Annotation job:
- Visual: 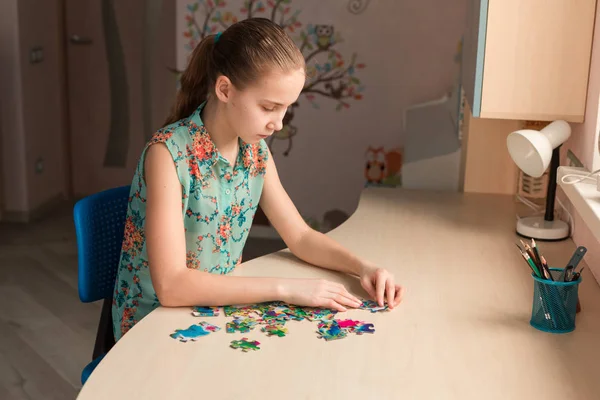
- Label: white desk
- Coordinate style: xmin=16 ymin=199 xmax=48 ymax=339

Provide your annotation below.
xmin=77 ymin=188 xmax=600 ymax=400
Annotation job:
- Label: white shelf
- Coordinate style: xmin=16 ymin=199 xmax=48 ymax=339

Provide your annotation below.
xmin=557 ymin=166 xmax=600 ymax=242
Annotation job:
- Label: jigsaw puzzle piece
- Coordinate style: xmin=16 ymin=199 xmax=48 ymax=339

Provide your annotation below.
xmin=226 ymin=317 xmax=258 ymax=333
xmin=191 ymin=306 xmax=220 ymax=317
xmin=230 ymin=337 xmax=261 ymax=352
xmin=353 ymin=322 xmax=375 ymax=335
xmin=261 ymin=324 xmax=288 ymax=337
xmin=316 ymin=320 xmax=347 ymax=341
xmin=359 ymin=300 xmax=389 ymax=313
xmin=170 ymin=324 xmax=211 ymax=342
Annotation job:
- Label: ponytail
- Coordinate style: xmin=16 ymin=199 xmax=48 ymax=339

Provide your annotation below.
xmin=163 ymin=34 xmax=218 ymax=125
xmin=163 ymin=18 xmax=305 ymax=127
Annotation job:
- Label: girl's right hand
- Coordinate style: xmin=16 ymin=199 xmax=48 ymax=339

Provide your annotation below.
xmin=278 ymin=278 xmax=362 ymax=312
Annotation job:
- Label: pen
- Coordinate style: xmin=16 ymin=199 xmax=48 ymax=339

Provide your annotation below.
xmin=573 ymin=266 xmax=585 ymax=280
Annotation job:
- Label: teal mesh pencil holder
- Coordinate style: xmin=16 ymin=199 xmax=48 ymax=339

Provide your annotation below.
xmin=530 ymin=268 xmax=581 ymax=334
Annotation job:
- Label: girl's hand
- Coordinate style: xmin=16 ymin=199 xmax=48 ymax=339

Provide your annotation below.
xmin=279 ymin=278 xmax=362 ymax=312
xmin=359 ymin=263 xmax=403 ymax=309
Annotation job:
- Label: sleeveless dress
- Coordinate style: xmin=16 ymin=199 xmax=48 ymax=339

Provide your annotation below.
xmin=111 ymin=102 xmax=269 ymax=342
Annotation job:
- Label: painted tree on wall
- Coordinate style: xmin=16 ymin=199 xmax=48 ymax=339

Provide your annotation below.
xmin=181 ymin=0 xmax=366 ymax=156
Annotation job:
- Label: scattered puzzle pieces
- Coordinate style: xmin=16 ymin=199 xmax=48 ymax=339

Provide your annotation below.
xmin=180 ymin=299 xmax=381 ymax=348
xmin=191 ymin=306 xmax=220 ymax=317
xmin=230 ymin=337 xmax=261 ymax=352
xmin=170 ymin=322 xmax=221 ymax=342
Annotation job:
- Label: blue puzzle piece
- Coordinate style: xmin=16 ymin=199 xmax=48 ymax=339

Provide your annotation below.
xmin=170 ymin=324 xmax=212 ymax=342
xmin=359 ymin=300 xmax=389 ymax=313
xmin=354 ymin=323 xmax=375 ymax=335
xmin=191 ymin=306 xmax=220 ymax=317
xmin=317 ymin=320 xmax=347 ymax=341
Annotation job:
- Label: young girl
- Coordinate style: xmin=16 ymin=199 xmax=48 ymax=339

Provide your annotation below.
xmin=112 ymin=18 xmax=403 ymax=341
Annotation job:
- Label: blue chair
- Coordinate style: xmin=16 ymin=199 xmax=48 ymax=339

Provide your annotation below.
xmin=73 ymin=185 xmax=131 ymax=385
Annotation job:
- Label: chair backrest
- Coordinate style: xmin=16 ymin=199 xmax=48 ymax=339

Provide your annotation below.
xmin=74 ymin=185 xmax=131 ymax=303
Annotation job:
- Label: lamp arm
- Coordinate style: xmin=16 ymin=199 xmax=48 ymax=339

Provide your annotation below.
xmin=545 ymin=146 xmax=561 ymax=222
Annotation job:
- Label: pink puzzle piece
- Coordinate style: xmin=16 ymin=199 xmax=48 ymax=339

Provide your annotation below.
xmin=337 ymin=319 xmax=360 ymax=329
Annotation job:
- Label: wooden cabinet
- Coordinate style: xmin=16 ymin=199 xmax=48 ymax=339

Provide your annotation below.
xmin=462 ymin=0 xmax=597 ymax=123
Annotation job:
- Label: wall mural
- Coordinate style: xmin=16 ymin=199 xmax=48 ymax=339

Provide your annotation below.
xmin=364 ymin=146 xmax=403 ymax=187
xmin=180 ymin=0 xmax=367 ymax=156
xmin=347 ymin=0 xmax=371 ymax=15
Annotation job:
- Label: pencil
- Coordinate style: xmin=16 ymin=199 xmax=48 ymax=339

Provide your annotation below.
xmin=516 ymin=244 xmax=542 ymax=278
xmin=524 ymin=245 xmax=544 ymax=278
xmin=532 ymin=239 xmax=552 ymax=281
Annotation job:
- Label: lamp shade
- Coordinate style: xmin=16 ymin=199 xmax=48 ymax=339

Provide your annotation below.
xmin=506 ymin=120 xmax=571 ymax=178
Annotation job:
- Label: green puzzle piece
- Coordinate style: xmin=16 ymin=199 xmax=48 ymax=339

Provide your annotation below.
xmin=230 ymin=337 xmax=261 ymax=352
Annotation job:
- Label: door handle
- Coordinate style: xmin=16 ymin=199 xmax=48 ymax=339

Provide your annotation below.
xmin=70 ymin=34 xmax=93 ymax=45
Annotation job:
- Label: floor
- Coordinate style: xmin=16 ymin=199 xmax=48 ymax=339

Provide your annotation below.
xmin=0 ymin=203 xmax=285 ymax=399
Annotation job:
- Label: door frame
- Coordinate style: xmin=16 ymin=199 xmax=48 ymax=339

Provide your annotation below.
xmin=58 ymin=0 xmax=74 ymax=200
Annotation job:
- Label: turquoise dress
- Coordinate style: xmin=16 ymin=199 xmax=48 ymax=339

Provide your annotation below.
xmin=112 ymin=102 xmax=269 ymax=342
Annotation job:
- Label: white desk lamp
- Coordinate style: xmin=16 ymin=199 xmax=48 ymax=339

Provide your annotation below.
xmin=507 ymin=120 xmax=571 ymax=241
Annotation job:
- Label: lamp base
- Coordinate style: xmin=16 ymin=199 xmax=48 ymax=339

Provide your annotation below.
xmin=516 ymin=216 xmax=569 ymax=241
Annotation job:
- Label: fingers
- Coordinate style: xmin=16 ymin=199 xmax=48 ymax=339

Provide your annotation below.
xmin=361 ymin=275 xmax=376 ymax=301
xmin=331 ymin=292 xmax=362 ymax=309
xmin=334 ymin=283 xmax=362 ymax=305
xmin=326 ymin=284 xmax=361 ymax=309
xmin=326 ymin=299 xmax=347 ymax=312
xmin=375 ymin=271 xmax=387 ymax=307
xmin=386 ymin=278 xmax=395 ymax=309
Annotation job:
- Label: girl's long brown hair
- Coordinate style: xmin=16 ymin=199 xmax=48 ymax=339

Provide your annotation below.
xmin=164 ymin=18 xmax=305 ymax=126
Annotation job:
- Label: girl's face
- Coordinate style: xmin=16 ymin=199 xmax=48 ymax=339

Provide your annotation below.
xmin=221 ymin=68 xmax=305 ymax=144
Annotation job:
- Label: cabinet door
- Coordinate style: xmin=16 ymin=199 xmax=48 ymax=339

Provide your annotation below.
xmin=463 ymin=0 xmax=597 ymax=123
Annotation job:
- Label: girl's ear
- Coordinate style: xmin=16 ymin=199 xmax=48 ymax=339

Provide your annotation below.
xmin=214 ymin=75 xmax=233 ymax=103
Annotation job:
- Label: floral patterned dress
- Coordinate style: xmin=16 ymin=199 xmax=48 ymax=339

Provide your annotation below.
xmin=111 ymin=102 xmax=269 ymax=342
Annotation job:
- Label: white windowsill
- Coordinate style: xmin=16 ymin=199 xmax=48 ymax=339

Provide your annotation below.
xmin=557 ymin=166 xmax=600 ymax=242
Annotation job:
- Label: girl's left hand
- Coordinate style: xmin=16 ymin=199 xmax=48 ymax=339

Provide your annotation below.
xmin=359 ymin=262 xmax=404 ymax=309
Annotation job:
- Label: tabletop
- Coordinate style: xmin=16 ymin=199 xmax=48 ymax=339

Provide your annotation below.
xmin=77 ymin=188 xmax=600 ymax=400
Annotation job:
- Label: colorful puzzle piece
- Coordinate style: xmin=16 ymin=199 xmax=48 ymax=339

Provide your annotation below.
xmin=191 ymin=306 xmax=220 ymax=317
xmin=226 ymin=317 xmax=258 ymax=333
xmin=337 ymin=319 xmax=361 ymax=329
xmin=198 ymin=321 xmax=221 ymax=333
xmin=353 ymin=323 xmax=375 ymax=335
xmin=170 ymin=322 xmax=221 ymax=342
xmin=359 ymin=300 xmax=389 ymax=313
xmin=283 ymin=305 xmax=309 ymax=321
xmin=230 ymin=337 xmax=261 ymax=352
xmin=316 ymin=318 xmax=375 ymax=340
xmin=261 ymin=324 xmax=288 ymax=337
xmin=316 ymin=320 xmax=347 ymax=341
